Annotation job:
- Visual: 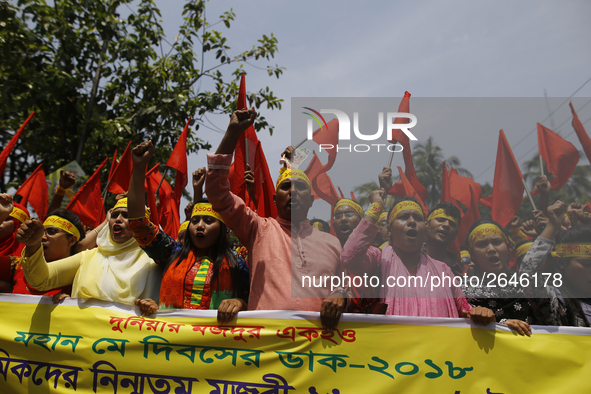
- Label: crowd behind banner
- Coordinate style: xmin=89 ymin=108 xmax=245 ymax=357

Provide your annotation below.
xmin=1 ymin=89 xmax=591 ymax=349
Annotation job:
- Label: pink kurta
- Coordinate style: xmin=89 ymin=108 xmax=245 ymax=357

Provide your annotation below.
xmin=342 ymin=218 xmax=471 ymax=318
xmin=206 ymin=153 xmax=343 ymax=312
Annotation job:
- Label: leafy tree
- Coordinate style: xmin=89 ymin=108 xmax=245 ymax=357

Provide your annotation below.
xmin=0 ymin=0 xmax=284 ymax=191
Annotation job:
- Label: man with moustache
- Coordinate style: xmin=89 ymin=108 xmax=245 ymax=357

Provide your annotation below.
xmin=424 ymin=202 xmax=466 ymax=276
xmin=342 ymin=189 xmax=494 ymax=323
xmin=205 ymin=108 xmax=346 ymax=331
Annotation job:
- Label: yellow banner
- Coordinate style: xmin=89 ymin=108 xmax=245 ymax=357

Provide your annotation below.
xmin=0 ymin=294 xmax=590 ymax=393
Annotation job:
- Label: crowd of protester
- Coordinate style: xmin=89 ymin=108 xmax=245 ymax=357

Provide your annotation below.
xmin=1 ymin=108 xmax=590 ymax=337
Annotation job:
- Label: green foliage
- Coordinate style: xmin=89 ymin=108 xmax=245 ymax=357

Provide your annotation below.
xmin=0 ymin=0 xmax=284 ymax=191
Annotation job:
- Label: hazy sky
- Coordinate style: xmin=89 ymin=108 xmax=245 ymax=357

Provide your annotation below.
xmin=144 ymin=0 xmax=591 ymax=216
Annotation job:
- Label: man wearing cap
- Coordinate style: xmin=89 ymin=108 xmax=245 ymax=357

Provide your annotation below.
xmin=205 ymin=108 xmax=346 ymax=331
xmin=424 ymin=202 xmax=466 ymax=276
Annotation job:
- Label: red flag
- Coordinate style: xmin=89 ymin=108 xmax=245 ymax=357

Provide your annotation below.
xmin=387 ymin=92 xmax=428 ymax=202
xmin=491 ymin=130 xmax=524 ymax=227
xmin=67 ymin=158 xmax=108 ymax=228
xmin=442 ymin=167 xmax=482 ymax=252
xmin=310 ymin=118 xmax=339 ymax=172
xmin=15 ymin=163 xmax=48 ymax=219
xmin=108 ymin=148 xmax=118 ymax=182
xmin=396 ymin=166 xmax=428 ymax=214
xmin=458 ymin=184 xmax=481 ymax=247
xmin=537 ymin=123 xmax=578 ymax=190
xmin=0 ymin=112 xmax=35 ymax=175
xmin=146 ymin=167 xmax=180 ymax=236
xmin=229 ymin=74 xmax=277 ymax=218
xmin=479 ymin=195 xmax=492 ymax=209
xmin=145 ymin=163 xmax=161 ymax=227
xmin=166 ymin=118 xmax=191 ymax=207
xmin=305 ymin=151 xmax=340 ymax=206
xmin=570 ymin=102 xmax=591 ymax=164
xmin=107 ymin=141 xmax=132 ymax=194
xmin=448 ymin=167 xmax=482 ymax=212
xmin=586 ymin=201 xmax=591 ymax=212
xmin=440 ymin=161 xmax=451 ymax=203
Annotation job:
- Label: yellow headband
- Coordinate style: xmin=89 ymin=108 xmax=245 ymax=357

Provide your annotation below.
xmin=9 ymin=206 xmax=29 ymax=224
xmin=379 ymin=212 xmax=388 ymax=223
xmin=178 ymin=221 xmax=189 ymax=235
xmin=468 ymin=223 xmax=507 ymax=248
xmin=516 ymin=242 xmax=534 ymax=258
xmin=388 ymin=201 xmax=424 ymax=226
xmin=276 ymin=169 xmax=311 ymax=190
xmin=312 ymin=221 xmax=326 ymax=232
xmin=427 ymin=208 xmax=458 ymax=226
xmin=192 ymin=203 xmax=224 ymax=224
xmin=333 ymin=199 xmax=364 ymax=219
xmin=112 ymin=197 xmax=150 ymax=219
xmin=43 ymin=215 xmax=81 ymax=240
xmin=552 ymin=243 xmax=591 ymax=258
xmin=460 ymin=250 xmax=471 ymax=259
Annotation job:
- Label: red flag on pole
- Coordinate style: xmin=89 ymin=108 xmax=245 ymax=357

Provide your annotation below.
xmin=570 ymin=102 xmax=591 ymax=164
xmin=491 ymin=130 xmax=524 ymax=227
xmin=146 ymin=167 xmax=179 ymax=236
xmin=145 ymin=163 xmax=161 ymax=227
xmin=388 ymin=92 xmax=428 ymax=202
xmin=537 ymin=123 xmax=579 ymax=190
xmin=67 ymin=158 xmax=108 ymax=228
xmin=107 ymin=141 xmax=132 ymax=194
xmin=396 ymin=166 xmax=428 ymax=214
xmin=15 ymin=163 xmax=48 ymax=220
xmin=166 ymin=118 xmax=191 ymax=208
xmin=229 ymin=74 xmax=277 ymax=218
xmin=108 ymin=149 xmax=118 ymax=182
xmin=0 ymin=112 xmax=35 ymax=175
xmin=440 ymin=161 xmax=451 ymax=203
xmin=309 ymin=119 xmax=339 ymax=172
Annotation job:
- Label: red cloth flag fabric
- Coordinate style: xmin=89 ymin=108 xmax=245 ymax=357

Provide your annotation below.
xmin=304 ymin=151 xmax=340 ymax=206
xmin=396 ymin=166 xmax=428 ymax=214
xmin=145 ymin=163 xmax=161 ymax=227
xmin=310 ymin=118 xmax=339 ymax=172
xmin=537 ymin=123 xmax=579 ymax=190
xmin=570 ymin=101 xmax=591 ymax=164
xmin=107 ymin=141 xmax=132 ymax=194
xmin=146 ymin=166 xmax=180 ymax=236
xmin=166 ymin=118 xmax=191 ymax=208
xmin=388 ymin=92 xmax=428 ymax=202
xmin=440 ymin=161 xmax=451 ymax=203
xmin=457 ymin=184 xmax=482 ymax=247
xmin=66 ymin=158 xmax=108 ymax=228
xmin=108 ymin=148 xmax=118 ymax=182
xmin=0 ymin=112 xmax=35 ymax=176
xmin=491 ymin=130 xmax=524 ymax=228
xmin=15 ymin=163 xmax=48 ymax=219
xmin=229 ymin=74 xmax=277 ymax=218
xmin=479 ymin=195 xmax=492 ymax=209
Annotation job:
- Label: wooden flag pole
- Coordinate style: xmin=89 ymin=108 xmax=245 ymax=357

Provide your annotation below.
xmin=539 ymin=155 xmax=544 ymax=176
xmin=155 ymin=166 xmax=169 ymax=195
xmin=521 ymin=178 xmax=537 ymax=210
xmin=387 ymin=149 xmax=395 ymax=168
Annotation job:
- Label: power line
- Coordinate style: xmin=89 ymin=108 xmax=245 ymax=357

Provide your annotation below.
xmin=474 ymin=76 xmax=591 ymax=180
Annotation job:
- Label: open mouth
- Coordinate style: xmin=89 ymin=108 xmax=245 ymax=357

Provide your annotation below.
xmin=195 ymin=232 xmax=206 ymax=239
xmin=339 ymin=225 xmax=351 ymax=235
xmin=112 ymin=224 xmax=122 ymax=235
xmin=42 ymin=244 xmax=48 ymax=251
xmin=406 ymin=229 xmax=418 ymax=239
xmin=488 ymin=256 xmax=500 ymax=264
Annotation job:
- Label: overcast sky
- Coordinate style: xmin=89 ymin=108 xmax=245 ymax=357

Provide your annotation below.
xmin=148 ymin=0 xmax=591 ymax=217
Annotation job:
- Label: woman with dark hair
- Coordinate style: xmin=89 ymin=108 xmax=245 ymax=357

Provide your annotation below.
xmin=0 ymin=194 xmax=102 ymax=299
xmin=128 ymin=141 xmax=249 ymax=323
xmin=462 ymin=218 xmax=535 ymax=335
xmin=521 ymin=201 xmax=591 ymax=326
